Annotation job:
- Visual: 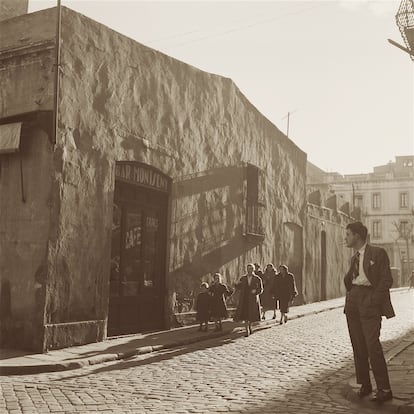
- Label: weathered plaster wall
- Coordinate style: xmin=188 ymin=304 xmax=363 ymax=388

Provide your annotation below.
xmin=52 ymin=6 xmax=307 ymax=328
xmin=304 ymin=204 xmax=352 ymax=303
xmin=0 ymin=6 xmax=308 ymax=349
xmin=0 ymin=8 xmax=58 ymax=351
xmin=0 ymin=8 xmax=55 ymax=118
xmin=0 ymin=0 xmax=28 ymax=21
xmin=0 ymin=126 xmax=53 ymax=350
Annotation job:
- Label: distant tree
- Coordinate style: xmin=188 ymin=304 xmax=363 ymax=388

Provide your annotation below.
xmin=391 ymin=219 xmax=414 ymax=285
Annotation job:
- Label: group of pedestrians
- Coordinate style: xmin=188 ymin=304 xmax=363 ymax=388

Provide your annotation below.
xmin=195 ymin=262 xmax=298 ymax=337
xmin=196 ymin=221 xmax=398 ymax=404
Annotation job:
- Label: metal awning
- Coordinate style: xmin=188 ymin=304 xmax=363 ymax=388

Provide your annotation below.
xmin=0 ymin=122 xmax=22 ymax=154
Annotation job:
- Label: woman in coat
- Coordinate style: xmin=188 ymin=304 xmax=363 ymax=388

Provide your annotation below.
xmin=234 ymin=263 xmax=264 ymax=336
xmin=276 ymin=264 xmax=298 ymax=325
xmin=261 ymin=263 xmax=277 ymax=320
xmin=209 ymin=273 xmax=233 ymax=331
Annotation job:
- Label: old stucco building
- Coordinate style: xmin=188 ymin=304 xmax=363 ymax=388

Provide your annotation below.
xmin=308 ymin=157 xmax=414 ymax=285
xmin=0 ymin=6 xmax=314 ymax=352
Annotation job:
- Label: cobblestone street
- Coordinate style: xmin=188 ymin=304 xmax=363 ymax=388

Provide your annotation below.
xmin=1 ymin=291 xmax=413 ymax=413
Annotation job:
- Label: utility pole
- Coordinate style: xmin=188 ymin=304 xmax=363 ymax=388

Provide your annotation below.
xmin=286 ymin=112 xmax=290 ymax=137
xmin=282 ymin=110 xmax=297 ymax=138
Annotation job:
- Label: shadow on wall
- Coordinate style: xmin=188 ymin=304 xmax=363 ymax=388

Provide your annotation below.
xmin=174 ymin=165 xmax=244 ymax=198
xmin=169 ymin=164 xmax=266 ymax=315
xmin=171 ymin=230 xmax=264 ymax=314
xmin=171 ymin=165 xmax=244 ymax=252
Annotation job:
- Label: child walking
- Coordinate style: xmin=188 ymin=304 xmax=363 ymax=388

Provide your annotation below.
xmin=196 ymin=282 xmax=211 ymax=332
xmin=210 ymin=273 xmax=233 ymax=331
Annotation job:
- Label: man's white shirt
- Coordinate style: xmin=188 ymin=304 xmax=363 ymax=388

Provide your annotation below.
xmin=352 ymin=243 xmax=371 ymax=286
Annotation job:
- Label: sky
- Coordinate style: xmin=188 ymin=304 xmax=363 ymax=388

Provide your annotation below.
xmin=28 ymin=0 xmax=413 ymax=175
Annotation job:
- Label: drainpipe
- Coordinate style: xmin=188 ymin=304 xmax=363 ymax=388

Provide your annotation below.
xmin=53 ymin=0 xmax=62 ymax=145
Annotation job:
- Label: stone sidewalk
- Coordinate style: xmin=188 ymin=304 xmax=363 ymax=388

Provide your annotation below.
xmin=1 ymin=288 xmax=412 ymax=414
xmin=0 ymin=295 xmax=347 ymax=376
xmin=344 ymin=330 xmax=414 ymax=414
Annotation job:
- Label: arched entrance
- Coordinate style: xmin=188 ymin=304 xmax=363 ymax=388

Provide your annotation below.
xmin=108 ymin=162 xmax=171 ymax=336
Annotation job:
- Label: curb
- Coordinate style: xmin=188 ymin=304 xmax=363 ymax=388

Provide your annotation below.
xmin=342 ymin=333 xmax=414 ymax=414
xmin=0 ymin=305 xmax=344 ymax=376
xmin=0 ymin=328 xmax=243 ymax=376
xmin=1 ymin=292 xmax=406 ymax=377
xmin=342 ymin=382 xmax=414 ymax=414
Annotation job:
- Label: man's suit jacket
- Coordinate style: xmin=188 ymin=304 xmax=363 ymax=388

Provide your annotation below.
xmin=344 ymin=244 xmax=395 ymax=319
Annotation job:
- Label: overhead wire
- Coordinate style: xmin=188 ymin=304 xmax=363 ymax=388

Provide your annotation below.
xmin=143 ymin=7 xmax=282 ymax=45
xmin=144 ymin=4 xmax=322 ymax=51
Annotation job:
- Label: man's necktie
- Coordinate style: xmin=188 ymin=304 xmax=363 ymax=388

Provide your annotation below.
xmin=353 ymin=252 xmax=360 ymax=279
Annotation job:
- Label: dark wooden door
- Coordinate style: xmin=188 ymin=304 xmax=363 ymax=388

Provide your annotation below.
xmin=108 ymin=184 xmax=167 ymax=336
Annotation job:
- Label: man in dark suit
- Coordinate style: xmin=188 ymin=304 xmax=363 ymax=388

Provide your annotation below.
xmin=344 ymin=221 xmax=395 ymax=403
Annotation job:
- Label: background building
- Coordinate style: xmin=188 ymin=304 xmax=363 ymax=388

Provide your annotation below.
xmin=308 ymin=156 xmax=414 ymax=285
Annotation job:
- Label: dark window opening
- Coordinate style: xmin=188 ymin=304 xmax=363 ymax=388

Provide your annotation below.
xmin=400 ymin=192 xmax=408 ymax=209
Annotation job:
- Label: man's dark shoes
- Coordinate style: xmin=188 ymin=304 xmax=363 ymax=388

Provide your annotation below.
xmin=357 ymin=384 xmax=372 ymax=398
xmin=370 ymin=389 xmax=393 ymax=403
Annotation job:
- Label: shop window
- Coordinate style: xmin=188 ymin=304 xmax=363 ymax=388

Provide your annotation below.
xmin=372 ymin=220 xmax=381 ymax=239
xmin=246 ymin=164 xmax=265 ymax=236
xmin=372 ymin=193 xmax=381 ymax=210
xmin=400 ymin=192 xmax=409 ymax=209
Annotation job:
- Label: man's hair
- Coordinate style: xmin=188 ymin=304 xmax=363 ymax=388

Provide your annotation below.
xmin=346 ymin=221 xmax=368 ymax=241
xmin=200 ymin=282 xmax=209 ymax=289
xmin=279 ymin=264 xmax=288 ymax=271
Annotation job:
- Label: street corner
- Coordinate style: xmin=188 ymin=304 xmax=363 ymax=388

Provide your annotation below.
xmin=343 ymin=375 xmax=414 ymax=414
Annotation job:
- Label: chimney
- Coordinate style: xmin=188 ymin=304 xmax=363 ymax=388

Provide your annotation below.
xmin=0 ymin=0 xmax=28 ymax=21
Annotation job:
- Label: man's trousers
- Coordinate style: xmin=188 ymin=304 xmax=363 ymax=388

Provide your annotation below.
xmin=345 ymin=285 xmax=390 ymax=390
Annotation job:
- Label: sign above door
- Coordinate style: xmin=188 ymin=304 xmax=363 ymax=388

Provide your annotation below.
xmin=115 ymin=162 xmax=171 ymax=193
